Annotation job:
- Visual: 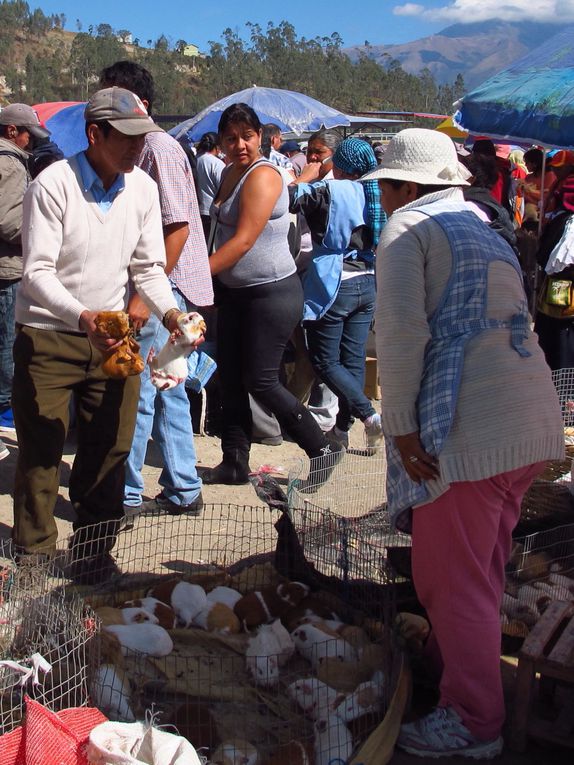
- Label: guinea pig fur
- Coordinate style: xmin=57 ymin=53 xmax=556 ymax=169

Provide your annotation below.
xmin=104 ymin=623 xmax=173 ymax=657
xmin=92 ymin=663 xmax=135 ymax=722
xmin=193 ymin=602 xmax=241 ymax=634
xmin=95 ymin=606 xmax=157 ymax=627
xmin=287 ymin=678 xmax=341 ymax=720
xmin=122 ymin=597 xmax=177 ymax=630
xmin=147 ymin=579 xmax=207 ymax=626
xmin=332 ymin=672 xmax=385 ymax=722
xmin=281 ymin=597 xmax=341 ymax=632
xmin=206 ymin=585 xmax=243 ymax=609
xmin=291 ymin=623 xmax=357 ymax=668
xmin=314 ymin=714 xmax=353 ymax=765
xmin=246 ymin=626 xmax=281 ymax=687
xmin=234 ymin=582 xmax=310 ymax=631
xmin=316 ymin=657 xmax=373 ymax=693
xmin=211 ymin=739 xmax=259 ymax=765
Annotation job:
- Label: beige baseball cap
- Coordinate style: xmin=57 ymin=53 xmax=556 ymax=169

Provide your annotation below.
xmin=84 ymin=87 xmax=163 ymax=136
xmin=0 ymin=103 xmax=50 ymax=139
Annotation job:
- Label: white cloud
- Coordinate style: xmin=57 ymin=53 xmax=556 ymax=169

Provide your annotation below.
xmin=394 ymin=3 xmax=425 ymax=15
xmin=392 ymin=0 xmax=574 ymax=24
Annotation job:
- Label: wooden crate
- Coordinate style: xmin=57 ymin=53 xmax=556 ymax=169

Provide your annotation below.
xmin=509 ymin=600 xmax=574 ymax=751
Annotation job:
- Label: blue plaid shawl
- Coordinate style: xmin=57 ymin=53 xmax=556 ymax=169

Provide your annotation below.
xmin=386 ymin=200 xmax=531 ymax=532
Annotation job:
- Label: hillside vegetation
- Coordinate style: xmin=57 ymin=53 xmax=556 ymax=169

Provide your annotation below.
xmin=0 ymin=1 xmax=465 ymax=117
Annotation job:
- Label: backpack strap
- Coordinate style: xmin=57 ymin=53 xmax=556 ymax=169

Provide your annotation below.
xmin=0 ymin=149 xmax=28 ymax=169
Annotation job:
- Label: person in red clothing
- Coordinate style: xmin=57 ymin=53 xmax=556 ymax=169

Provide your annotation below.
xmin=471 ymin=139 xmax=511 ymax=213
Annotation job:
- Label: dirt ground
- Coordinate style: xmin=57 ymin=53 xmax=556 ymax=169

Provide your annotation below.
xmin=0 ymin=421 xmax=571 ymax=764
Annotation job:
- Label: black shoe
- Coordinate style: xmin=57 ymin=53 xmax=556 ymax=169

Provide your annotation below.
xmin=295 ymin=441 xmax=346 ymax=494
xmin=124 ymin=492 xmax=204 ymax=527
xmin=65 ymin=552 xmax=121 ymax=586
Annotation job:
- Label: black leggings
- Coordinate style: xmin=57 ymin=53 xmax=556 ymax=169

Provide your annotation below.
xmin=216 ymin=273 xmax=319 ymax=452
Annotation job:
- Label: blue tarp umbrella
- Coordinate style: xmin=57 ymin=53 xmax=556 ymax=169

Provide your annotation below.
xmin=33 ymin=101 xmax=87 ymax=157
xmin=169 ymin=86 xmax=351 ymax=143
xmin=456 ymin=26 xmax=574 ymax=149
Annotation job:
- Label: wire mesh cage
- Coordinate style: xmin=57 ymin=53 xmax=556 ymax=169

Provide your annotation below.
xmin=0 ymin=562 xmax=98 ymax=735
xmin=502 ymin=522 xmax=574 ymax=638
xmin=51 ymin=502 xmax=401 ymax=764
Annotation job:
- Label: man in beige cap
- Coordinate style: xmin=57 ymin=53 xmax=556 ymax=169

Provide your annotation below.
xmin=0 ymin=103 xmax=50 ymax=446
xmin=11 ymin=87 xmax=197 ymax=582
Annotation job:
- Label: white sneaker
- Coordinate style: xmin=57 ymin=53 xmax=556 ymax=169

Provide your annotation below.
xmin=364 ymin=412 xmax=383 ymax=450
xmin=398 ymin=706 xmax=504 ymax=760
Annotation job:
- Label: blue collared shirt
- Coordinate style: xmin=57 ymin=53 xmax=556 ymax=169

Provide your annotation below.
xmin=76 ymin=151 xmax=125 ymax=212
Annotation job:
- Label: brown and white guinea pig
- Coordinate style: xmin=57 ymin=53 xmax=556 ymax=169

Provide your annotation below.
xmin=103 ymin=623 xmax=173 ymax=657
xmin=332 ymin=671 xmax=385 ymax=722
xmin=193 ymin=602 xmax=241 ymax=634
xmin=95 ymin=606 xmax=159 ymax=627
xmin=234 ymin=582 xmax=310 ymax=630
xmin=281 ymin=597 xmax=341 ymax=632
xmin=316 ymin=656 xmax=373 ymax=694
xmin=245 ymin=621 xmax=294 ymax=687
xmin=206 ymin=585 xmax=242 ymax=610
xmin=121 ymin=597 xmax=177 ymax=630
xmin=265 ymin=739 xmax=314 ymax=765
xmin=147 ymin=579 xmax=207 ymax=627
xmin=291 ymin=623 xmax=357 ymax=668
xmin=211 ymin=739 xmax=259 ymax=765
xmin=287 ymin=677 xmax=341 ymax=720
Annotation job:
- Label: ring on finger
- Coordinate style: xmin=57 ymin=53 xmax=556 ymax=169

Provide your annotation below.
xmin=408 ymin=455 xmax=419 ymax=463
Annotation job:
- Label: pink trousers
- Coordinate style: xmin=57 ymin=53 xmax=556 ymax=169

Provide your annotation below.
xmin=411 ymin=462 xmax=544 ymax=740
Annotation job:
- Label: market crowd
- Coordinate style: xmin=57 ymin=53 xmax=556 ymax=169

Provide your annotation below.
xmin=0 ymin=60 xmax=568 ymax=760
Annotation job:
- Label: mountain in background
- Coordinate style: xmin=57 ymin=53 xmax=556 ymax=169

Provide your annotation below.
xmin=344 ymin=21 xmax=564 ymax=89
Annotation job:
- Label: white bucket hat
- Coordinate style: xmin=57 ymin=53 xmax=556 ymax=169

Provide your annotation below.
xmin=361 ymin=128 xmax=470 ymax=186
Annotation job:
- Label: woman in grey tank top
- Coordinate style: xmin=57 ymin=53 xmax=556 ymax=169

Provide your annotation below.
xmin=203 ymin=104 xmax=344 ymax=490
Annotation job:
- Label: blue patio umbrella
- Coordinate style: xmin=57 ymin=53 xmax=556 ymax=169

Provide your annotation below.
xmin=33 ymin=101 xmax=88 ymax=157
xmin=169 ymin=86 xmax=351 ymax=144
xmin=455 ymin=26 xmax=574 ymax=149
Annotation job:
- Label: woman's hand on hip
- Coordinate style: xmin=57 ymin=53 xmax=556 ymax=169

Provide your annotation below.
xmin=394 ymin=431 xmax=440 ymax=484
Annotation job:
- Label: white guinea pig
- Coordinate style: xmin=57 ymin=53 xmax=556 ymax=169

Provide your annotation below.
xmin=314 ymin=715 xmax=353 ymax=765
xmin=291 ymin=623 xmax=356 ymax=668
xmin=287 ymin=677 xmax=341 ymax=720
xmin=333 ymin=671 xmax=385 ymax=722
xmin=92 ymin=663 xmax=135 ymax=722
xmin=104 ymin=623 xmax=173 ymax=657
xmin=148 ymin=580 xmax=207 ymax=627
xmin=246 ymin=625 xmax=282 ymax=687
xmin=206 ymin=585 xmax=242 ymax=609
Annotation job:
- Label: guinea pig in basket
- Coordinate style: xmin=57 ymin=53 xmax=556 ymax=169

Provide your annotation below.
xmin=95 ymin=310 xmax=144 ymax=379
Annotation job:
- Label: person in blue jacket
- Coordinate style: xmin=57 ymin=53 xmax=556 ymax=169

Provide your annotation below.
xmin=289 ymin=137 xmax=386 ymax=450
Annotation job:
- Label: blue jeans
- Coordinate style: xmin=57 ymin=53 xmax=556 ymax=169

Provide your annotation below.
xmin=0 ymin=280 xmax=18 ymax=409
xmin=124 ymin=289 xmax=201 ymax=507
xmin=304 ymin=274 xmax=376 ymax=432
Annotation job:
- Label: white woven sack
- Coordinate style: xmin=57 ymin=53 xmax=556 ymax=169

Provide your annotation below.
xmin=86 ymin=720 xmax=202 ymax=765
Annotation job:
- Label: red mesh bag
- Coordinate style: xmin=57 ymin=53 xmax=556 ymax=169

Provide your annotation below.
xmin=0 ymin=696 xmax=107 ymax=765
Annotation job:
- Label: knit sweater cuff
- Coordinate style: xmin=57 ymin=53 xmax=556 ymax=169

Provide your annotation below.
xmin=381 ymin=405 xmax=419 ymax=436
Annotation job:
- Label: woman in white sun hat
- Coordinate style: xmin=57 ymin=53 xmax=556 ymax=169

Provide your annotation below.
xmin=361 ymin=128 xmax=564 ymax=760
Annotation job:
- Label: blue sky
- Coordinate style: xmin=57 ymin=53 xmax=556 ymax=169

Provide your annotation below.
xmin=32 ymin=0 xmax=558 ymax=52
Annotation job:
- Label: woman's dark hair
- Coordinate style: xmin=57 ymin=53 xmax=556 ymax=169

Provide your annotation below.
xmin=524 ymin=148 xmax=544 ymax=174
xmin=197 ymin=131 xmax=219 ymax=154
xmin=260 ymin=124 xmax=275 ymax=159
xmin=218 ymin=103 xmax=261 ymax=136
xmin=463 ymin=153 xmax=499 ymax=190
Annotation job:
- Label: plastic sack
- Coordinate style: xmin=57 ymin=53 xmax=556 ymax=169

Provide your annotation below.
xmin=546 ymin=215 xmax=574 ymax=274
xmin=0 ymin=696 xmax=107 ymax=765
xmin=86 ymin=720 xmax=202 ymax=765
xmin=185 ymin=350 xmax=217 ymax=393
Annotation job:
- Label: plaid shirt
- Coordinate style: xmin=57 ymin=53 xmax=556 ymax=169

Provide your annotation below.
xmin=386 ymin=201 xmax=530 ymax=531
xmin=139 ymin=132 xmax=213 ymax=307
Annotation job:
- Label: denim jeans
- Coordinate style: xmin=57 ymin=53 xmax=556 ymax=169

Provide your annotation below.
xmin=124 ymin=289 xmax=201 ymax=507
xmin=0 ymin=280 xmax=18 ymax=409
xmin=305 ymin=273 xmax=376 ymax=432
